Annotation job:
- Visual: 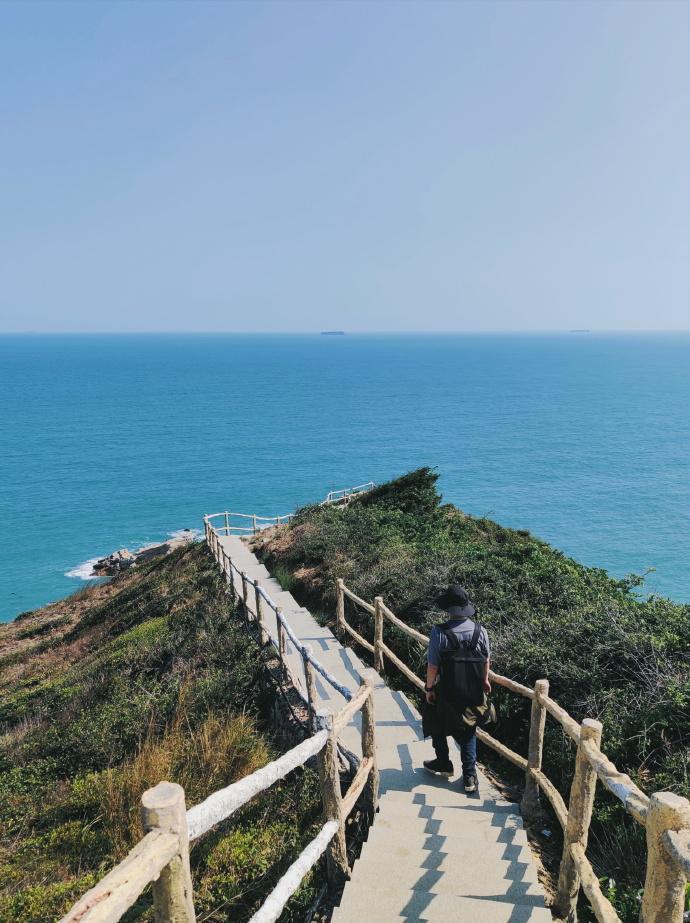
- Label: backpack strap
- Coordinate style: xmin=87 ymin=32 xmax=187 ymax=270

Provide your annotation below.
xmin=441 ymin=625 xmax=460 ymax=650
xmin=469 ymin=621 xmax=483 ymax=653
xmin=438 ymin=619 xmax=483 ymax=653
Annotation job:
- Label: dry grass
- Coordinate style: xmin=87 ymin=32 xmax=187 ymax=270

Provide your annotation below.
xmin=88 ymin=693 xmax=270 ymax=854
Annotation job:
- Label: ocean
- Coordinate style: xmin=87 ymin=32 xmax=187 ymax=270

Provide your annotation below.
xmin=1 ymin=332 xmax=689 ymax=621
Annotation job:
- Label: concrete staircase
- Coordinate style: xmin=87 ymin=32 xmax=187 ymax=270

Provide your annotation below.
xmin=218 ymin=535 xmax=552 ymax=922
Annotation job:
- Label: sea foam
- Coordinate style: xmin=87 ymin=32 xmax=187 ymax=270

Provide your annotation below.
xmin=65 ymin=558 xmax=101 ymax=580
xmin=168 ymin=528 xmax=202 ymax=542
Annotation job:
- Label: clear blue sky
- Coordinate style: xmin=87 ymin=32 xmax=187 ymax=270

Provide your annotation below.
xmin=2 ymin=0 xmax=690 ymax=333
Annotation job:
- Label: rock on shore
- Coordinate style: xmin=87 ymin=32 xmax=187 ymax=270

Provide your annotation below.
xmin=92 ymin=530 xmax=196 ymax=576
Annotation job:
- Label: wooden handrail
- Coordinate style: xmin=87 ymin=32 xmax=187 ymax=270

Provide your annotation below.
xmin=379 ymin=641 xmax=424 ymax=690
xmin=63 ymin=679 xmax=377 ymax=923
xmin=580 ymin=737 xmax=650 ymax=824
xmin=59 ymin=830 xmax=179 ymax=923
xmin=570 ymin=843 xmax=623 ymax=923
xmin=340 ymin=584 xmax=376 ymax=615
xmin=380 ymin=600 xmax=429 ymax=644
xmin=476 ymin=728 xmax=528 ymax=771
xmin=186 ymin=731 xmax=329 ymax=841
xmin=341 ymin=757 xmax=375 ymax=818
xmin=248 ymin=821 xmax=339 ymax=923
xmin=489 ymin=670 xmax=535 ymax=700
xmin=340 ymin=617 xmax=375 ymax=654
xmin=529 ymin=768 xmax=568 ymax=830
xmin=333 ymin=576 xmax=690 ymax=923
xmin=539 ymin=690 xmax=581 ymax=744
xmin=333 ymin=682 xmax=372 ymax=734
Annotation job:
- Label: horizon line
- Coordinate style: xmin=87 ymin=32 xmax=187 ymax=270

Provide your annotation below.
xmin=2 ymin=329 xmax=690 ymax=336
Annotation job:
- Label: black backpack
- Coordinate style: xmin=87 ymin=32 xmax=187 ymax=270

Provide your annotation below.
xmin=438 ymin=619 xmax=486 ymax=708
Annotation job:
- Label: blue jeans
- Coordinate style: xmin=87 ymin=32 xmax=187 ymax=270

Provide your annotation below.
xmin=432 ymin=727 xmax=477 ymax=775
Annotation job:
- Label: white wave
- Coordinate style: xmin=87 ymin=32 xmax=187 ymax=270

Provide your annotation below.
xmin=168 ymin=528 xmax=202 ymax=542
xmin=65 ymin=558 xmax=102 ymax=580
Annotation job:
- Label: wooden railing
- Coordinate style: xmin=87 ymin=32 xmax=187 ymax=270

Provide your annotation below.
xmin=60 ymin=520 xmax=379 ymax=923
xmin=205 ymin=481 xmax=374 ymax=537
xmin=335 ymin=579 xmax=690 ymax=923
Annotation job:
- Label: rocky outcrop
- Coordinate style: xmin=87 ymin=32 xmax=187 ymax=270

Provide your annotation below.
xmin=93 ymin=549 xmax=136 ymax=576
xmin=92 ymin=530 xmax=196 ymax=576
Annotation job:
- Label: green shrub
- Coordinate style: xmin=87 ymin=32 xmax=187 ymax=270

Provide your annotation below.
xmin=258 ymin=467 xmax=690 ymax=921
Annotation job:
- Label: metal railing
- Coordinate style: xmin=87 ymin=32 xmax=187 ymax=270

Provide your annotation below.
xmin=334 ymin=578 xmax=690 ymax=923
xmin=205 ymin=481 xmax=375 ymax=537
xmin=322 ymin=482 xmax=375 ymax=506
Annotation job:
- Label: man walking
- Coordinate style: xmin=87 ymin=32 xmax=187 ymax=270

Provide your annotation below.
xmin=422 ymin=585 xmax=491 ymax=793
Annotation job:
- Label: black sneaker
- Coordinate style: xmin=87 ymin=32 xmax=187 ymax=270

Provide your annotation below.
xmin=463 ymin=773 xmax=478 ymax=793
xmin=423 ymin=758 xmax=454 ymax=777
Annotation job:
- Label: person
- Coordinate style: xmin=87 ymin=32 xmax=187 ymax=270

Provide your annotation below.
xmin=422 ymin=585 xmax=491 ymax=793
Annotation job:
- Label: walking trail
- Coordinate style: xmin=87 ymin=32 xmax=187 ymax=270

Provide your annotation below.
xmin=219 ymin=534 xmax=551 ymax=923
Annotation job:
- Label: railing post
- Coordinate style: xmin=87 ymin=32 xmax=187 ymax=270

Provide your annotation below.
xmin=224 ymin=511 xmax=229 ymax=535
xmin=242 ymin=572 xmax=249 ymax=617
xmin=316 ymin=711 xmax=349 ymax=885
xmin=253 ymin=513 xmax=258 ymax=535
xmin=641 ymin=792 xmax=690 ymax=923
xmin=227 ymin=557 xmax=236 ymax=600
xmin=554 ymin=718 xmax=603 ymax=922
xmin=276 ymin=608 xmax=287 ymax=671
xmin=253 ymin=578 xmax=262 ymax=626
xmin=336 ymin=579 xmax=345 ymax=640
xmin=301 ymin=645 xmax=317 ymax=733
xmin=361 ymin=671 xmax=379 ymax=814
xmin=373 ymin=597 xmax=384 ymax=673
xmin=141 ymin=781 xmax=196 ymax=923
xmin=522 ymin=678 xmax=549 ymax=819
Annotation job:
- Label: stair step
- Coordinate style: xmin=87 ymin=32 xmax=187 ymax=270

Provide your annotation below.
xmin=373 ymin=807 xmax=525 ymax=835
xmin=376 ymin=795 xmax=519 ymax=820
xmin=357 ymin=833 xmax=536 ymax=874
xmin=353 ymin=841 xmax=540 ymax=882
xmin=361 ymin=813 xmax=530 ymax=851
xmin=378 ymin=787 xmax=518 ymax=811
xmin=332 ymin=888 xmax=551 ymax=923
xmin=347 ymin=856 xmax=543 ymax=899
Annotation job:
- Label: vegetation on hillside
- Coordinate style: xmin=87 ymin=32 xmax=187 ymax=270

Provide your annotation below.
xmin=0 ymin=544 xmax=322 ymax=922
xmin=255 ymin=468 xmax=690 ymax=919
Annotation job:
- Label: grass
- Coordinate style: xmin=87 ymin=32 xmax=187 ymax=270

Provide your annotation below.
xmin=0 ymin=543 xmax=323 ymax=922
xmin=254 ymin=467 xmax=690 ymax=922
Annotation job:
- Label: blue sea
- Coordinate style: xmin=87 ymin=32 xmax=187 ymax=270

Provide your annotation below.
xmin=1 ymin=333 xmax=689 ymax=622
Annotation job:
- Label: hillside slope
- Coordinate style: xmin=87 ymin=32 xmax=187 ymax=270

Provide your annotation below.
xmin=0 ymin=543 xmax=321 ymax=922
xmin=254 ymin=468 xmax=690 ymax=920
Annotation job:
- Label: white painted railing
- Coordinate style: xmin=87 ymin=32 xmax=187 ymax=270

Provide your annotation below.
xmin=61 ymin=486 xmax=378 ymax=923
xmin=322 ymin=481 xmax=374 ymax=506
xmin=206 ymin=481 xmax=375 ymax=537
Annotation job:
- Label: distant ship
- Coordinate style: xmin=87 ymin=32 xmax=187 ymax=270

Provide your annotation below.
xmin=569 ymin=329 xmax=590 ymax=334
xmin=320 ymin=330 xmax=345 ymax=336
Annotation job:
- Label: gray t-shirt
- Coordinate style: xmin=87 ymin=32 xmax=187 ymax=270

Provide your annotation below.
xmin=427 ymin=618 xmax=491 ymax=667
